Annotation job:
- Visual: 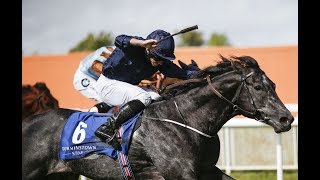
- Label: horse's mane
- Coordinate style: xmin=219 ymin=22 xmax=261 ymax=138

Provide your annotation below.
xmin=157 ymin=55 xmax=260 ymax=100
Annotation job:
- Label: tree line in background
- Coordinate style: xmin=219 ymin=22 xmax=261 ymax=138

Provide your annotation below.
xmin=70 ymin=30 xmax=230 ymax=52
xmin=69 ymin=32 xmax=114 ymax=52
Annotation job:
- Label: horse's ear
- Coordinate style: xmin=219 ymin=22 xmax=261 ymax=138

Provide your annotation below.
xmin=189 ymin=59 xmax=200 ymax=71
xmin=178 ymin=60 xmax=189 ymax=70
xmin=34 ymin=82 xmax=49 ymax=91
xmin=191 ymin=59 xmax=198 ymax=67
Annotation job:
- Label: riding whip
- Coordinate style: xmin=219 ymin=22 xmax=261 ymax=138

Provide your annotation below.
xmin=155 ymin=25 xmax=198 ymax=44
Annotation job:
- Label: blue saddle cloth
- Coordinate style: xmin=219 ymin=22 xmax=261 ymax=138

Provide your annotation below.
xmin=59 ymin=111 xmax=141 ymax=160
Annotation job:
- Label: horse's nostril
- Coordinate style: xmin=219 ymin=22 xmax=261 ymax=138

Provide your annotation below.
xmin=280 ymin=117 xmax=287 ymax=123
xmin=280 ymin=117 xmax=293 ymax=126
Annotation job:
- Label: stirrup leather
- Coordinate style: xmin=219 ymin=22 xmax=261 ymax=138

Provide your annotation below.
xmin=107 ymin=130 xmax=121 ymax=150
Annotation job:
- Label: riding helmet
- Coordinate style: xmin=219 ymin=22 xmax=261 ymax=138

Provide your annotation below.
xmin=146 ymin=29 xmax=175 ymax=61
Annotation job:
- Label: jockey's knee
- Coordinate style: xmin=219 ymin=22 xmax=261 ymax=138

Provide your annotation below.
xmin=134 ymin=92 xmax=152 ymax=106
xmin=89 ymin=106 xmax=99 ymax=112
xmin=89 ymin=102 xmax=112 ymax=113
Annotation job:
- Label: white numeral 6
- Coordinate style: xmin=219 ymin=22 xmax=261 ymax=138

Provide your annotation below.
xmin=72 ymin=122 xmax=87 ymax=144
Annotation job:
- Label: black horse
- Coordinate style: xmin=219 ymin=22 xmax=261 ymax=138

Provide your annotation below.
xmin=22 ymin=55 xmax=294 ymax=179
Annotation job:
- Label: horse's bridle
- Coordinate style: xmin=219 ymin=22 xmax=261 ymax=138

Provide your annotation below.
xmin=205 ymin=70 xmax=272 ymax=134
xmin=163 ymin=70 xmax=263 ymax=119
xmin=142 ymin=70 xmax=269 ymax=138
xmin=206 ymin=72 xmax=257 ymax=118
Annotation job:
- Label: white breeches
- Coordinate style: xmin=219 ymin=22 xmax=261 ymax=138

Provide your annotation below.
xmin=73 ymin=69 xmax=103 ymax=102
xmin=95 ymin=74 xmax=161 ymax=107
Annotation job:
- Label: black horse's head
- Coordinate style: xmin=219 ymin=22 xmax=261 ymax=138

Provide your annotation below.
xmin=194 ymin=55 xmax=294 ymax=133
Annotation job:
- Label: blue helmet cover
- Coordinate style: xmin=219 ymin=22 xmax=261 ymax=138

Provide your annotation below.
xmin=146 ymin=30 xmax=176 ymax=61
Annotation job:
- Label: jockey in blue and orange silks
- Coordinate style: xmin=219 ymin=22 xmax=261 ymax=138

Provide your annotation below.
xmin=94 ymin=29 xmax=198 ymax=149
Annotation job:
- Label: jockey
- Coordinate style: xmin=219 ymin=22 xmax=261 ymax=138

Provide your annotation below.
xmin=94 ymin=29 xmax=198 ymax=149
xmin=73 ymin=46 xmax=115 ymax=113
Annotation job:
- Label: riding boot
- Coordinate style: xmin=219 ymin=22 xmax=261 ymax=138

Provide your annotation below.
xmin=95 ymin=99 xmax=145 ymax=150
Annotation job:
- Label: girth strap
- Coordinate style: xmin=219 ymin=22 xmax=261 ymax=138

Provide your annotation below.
xmin=116 ymin=128 xmax=135 ymax=180
xmin=117 ymin=151 xmax=135 ymax=180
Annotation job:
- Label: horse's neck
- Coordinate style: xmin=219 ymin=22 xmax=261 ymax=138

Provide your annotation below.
xmin=147 ymin=78 xmax=241 ymax=137
xmin=174 ymin=86 xmax=236 ymax=135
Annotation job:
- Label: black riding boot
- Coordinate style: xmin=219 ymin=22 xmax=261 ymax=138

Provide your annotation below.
xmin=94 ymin=99 xmax=145 ymax=150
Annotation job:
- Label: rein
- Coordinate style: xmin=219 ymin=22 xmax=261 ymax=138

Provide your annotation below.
xmin=159 ymin=78 xmax=204 ymax=94
xmin=140 ymin=116 xmax=214 ymax=138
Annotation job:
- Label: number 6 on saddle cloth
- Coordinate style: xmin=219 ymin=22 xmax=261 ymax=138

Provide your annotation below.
xmin=59 ymin=110 xmax=142 ymax=160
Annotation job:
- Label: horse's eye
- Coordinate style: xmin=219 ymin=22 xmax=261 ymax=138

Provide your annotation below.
xmin=254 ymin=85 xmax=262 ymax=91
